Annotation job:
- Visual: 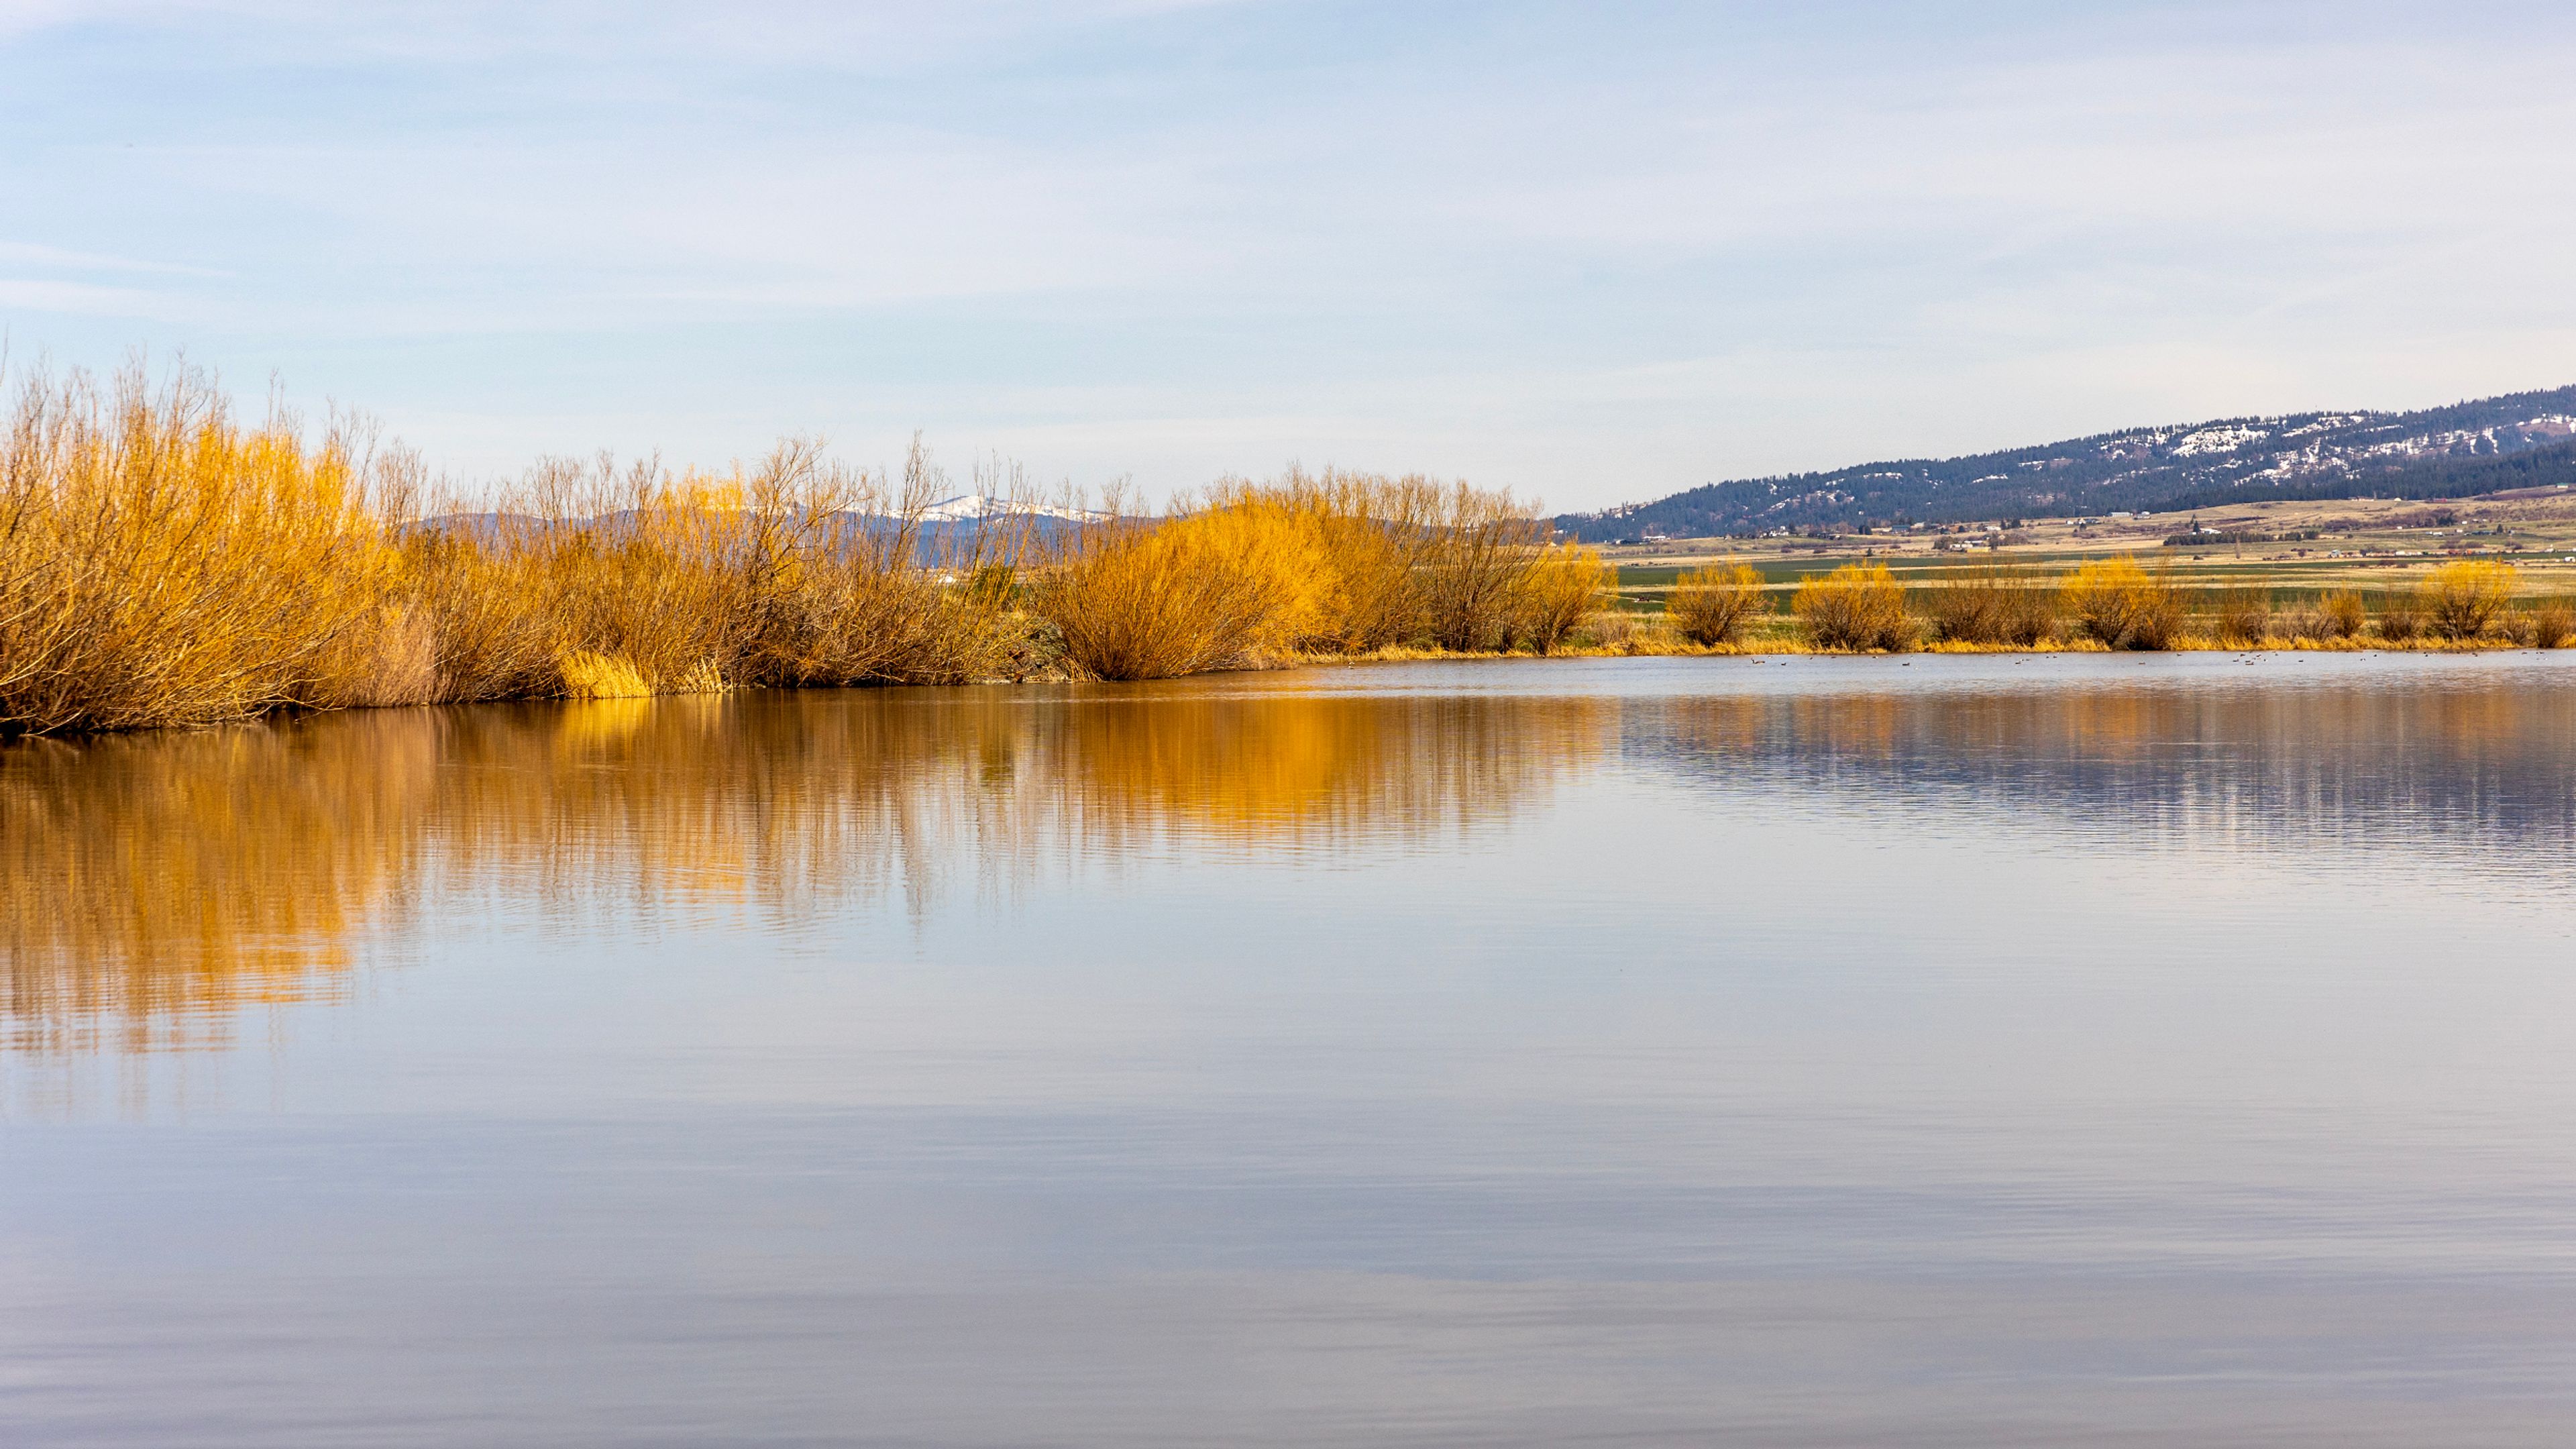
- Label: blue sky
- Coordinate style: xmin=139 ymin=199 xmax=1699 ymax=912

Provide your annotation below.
xmin=4 ymin=1 xmax=2573 ymax=511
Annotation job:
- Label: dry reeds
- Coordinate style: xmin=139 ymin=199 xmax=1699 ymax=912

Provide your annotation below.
xmin=1794 ymin=562 xmax=1912 ymax=651
xmin=1667 ymin=563 xmax=1769 ymax=645
xmin=402 ymin=437 xmax=1026 ymax=698
xmin=2268 ymin=605 xmax=2320 ymax=643
xmin=2061 ymin=557 xmax=2182 ymax=650
xmin=1574 ymin=608 xmax=1637 ymax=649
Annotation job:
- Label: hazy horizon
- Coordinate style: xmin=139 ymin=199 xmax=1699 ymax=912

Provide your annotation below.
xmin=6 ymin=1 xmax=2573 ymax=511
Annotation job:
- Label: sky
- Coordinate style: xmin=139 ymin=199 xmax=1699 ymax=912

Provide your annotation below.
xmin=4 ymin=1 xmax=2574 ymax=512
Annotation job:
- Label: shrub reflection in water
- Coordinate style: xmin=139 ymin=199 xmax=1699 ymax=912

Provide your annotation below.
xmin=0 ymin=684 xmax=1611 ymax=1053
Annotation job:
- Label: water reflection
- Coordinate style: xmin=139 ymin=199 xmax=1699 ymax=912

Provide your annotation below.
xmin=0 ymin=684 xmax=1611 ymax=1053
xmin=7 ymin=659 xmax=2574 ymax=1055
xmin=1639 ymin=674 xmax=2576 ymax=866
xmin=0 ymin=714 xmax=442 ymax=1053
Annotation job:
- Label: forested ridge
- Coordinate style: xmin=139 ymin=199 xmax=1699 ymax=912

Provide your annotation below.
xmin=1557 ymin=385 xmax=2576 ymax=540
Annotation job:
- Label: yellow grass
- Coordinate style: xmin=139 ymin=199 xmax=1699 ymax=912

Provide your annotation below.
xmin=554 ymin=650 xmax=657 ymax=699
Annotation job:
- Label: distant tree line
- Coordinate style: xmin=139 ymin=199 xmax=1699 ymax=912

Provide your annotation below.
xmin=1556 ymin=385 xmax=2576 ymax=541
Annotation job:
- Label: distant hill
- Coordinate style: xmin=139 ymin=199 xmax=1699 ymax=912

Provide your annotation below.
xmin=413 ymin=494 xmax=1105 ymax=560
xmin=1553 ymin=385 xmax=2576 ymax=542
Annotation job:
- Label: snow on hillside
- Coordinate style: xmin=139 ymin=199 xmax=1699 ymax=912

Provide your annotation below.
xmin=1550 ymin=383 xmax=2576 ymax=541
xmin=918 ymin=494 xmax=1106 ymax=523
xmin=2169 ymin=425 xmax=2269 ymax=456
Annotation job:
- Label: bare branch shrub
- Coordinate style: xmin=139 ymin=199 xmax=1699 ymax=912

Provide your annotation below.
xmin=2532 ymin=600 xmax=2575 ymax=650
xmin=2376 ymin=593 xmax=2422 ymax=642
xmin=2210 ymin=586 xmax=2271 ymax=646
xmin=1922 ymin=566 xmax=2055 ymax=646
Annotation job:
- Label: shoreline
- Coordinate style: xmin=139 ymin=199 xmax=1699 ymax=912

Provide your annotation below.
xmin=1307 ymin=634 xmax=2567 ymax=664
xmin=12 ymin=638 xmax=2571 ymax=747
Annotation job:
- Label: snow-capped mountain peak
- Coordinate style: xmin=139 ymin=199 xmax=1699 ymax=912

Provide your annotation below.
xmin=916 ymin=494 xmax=1106 ymax=523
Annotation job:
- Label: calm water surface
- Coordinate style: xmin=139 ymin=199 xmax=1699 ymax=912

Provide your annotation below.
xmin=5 ymin=653 xmax=2576 ymax=1446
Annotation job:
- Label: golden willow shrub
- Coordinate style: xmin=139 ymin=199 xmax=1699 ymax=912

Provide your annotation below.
xmin=1221 ymin=468 xmax=1436 ymax=652
xmin=0 ymin=370 xmax=1034 ymax=733
xmin=0 ymin=366 xmax=411 ymax=733
xmin=1509 ymin=545 xmax=1609 ymax=654
xmin=1 ymin=367 xmax=1606 ymax=731
xmin=2061 ymin=557 xmax=2182 ymax=650
xmin=2419 ymin=559 xmax=2517 ymax=641
xmin=1031 ymin=474 xmax=1602 ymax=676
xmin=1032 ymin=493 xmax=1317 ymax=681
xmin=393 ymin=439 xmax=1027 ymax=699
xmin=1921 ymin=565 xmax=2055 ymax=646
xmin=1792 ymin=562 xmax=1912 ymax=650
xmin=1410 ymin=481 xmax=1566 ymax=652
xmin=720 ymin=439 xmax=1024 ymax=689
xmin=2319 ymin=590 xmax=2367 ymax=641
xmin=1666 ymin=564 xmax=1768 ymax=645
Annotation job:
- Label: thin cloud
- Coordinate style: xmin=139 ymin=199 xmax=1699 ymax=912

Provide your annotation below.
xmin=0 ymin=241 xmax=231 ymax=277
xmin=0 ymin=278 xmax=203 ymax=318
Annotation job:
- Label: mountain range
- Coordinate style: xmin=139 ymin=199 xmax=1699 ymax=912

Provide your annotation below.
xmin=1552 ymin=384 xmax=2576 ymax=543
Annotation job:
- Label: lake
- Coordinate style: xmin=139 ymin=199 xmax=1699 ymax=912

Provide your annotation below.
xmin=6 ymin=653 xmax=2576 ymax=1446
